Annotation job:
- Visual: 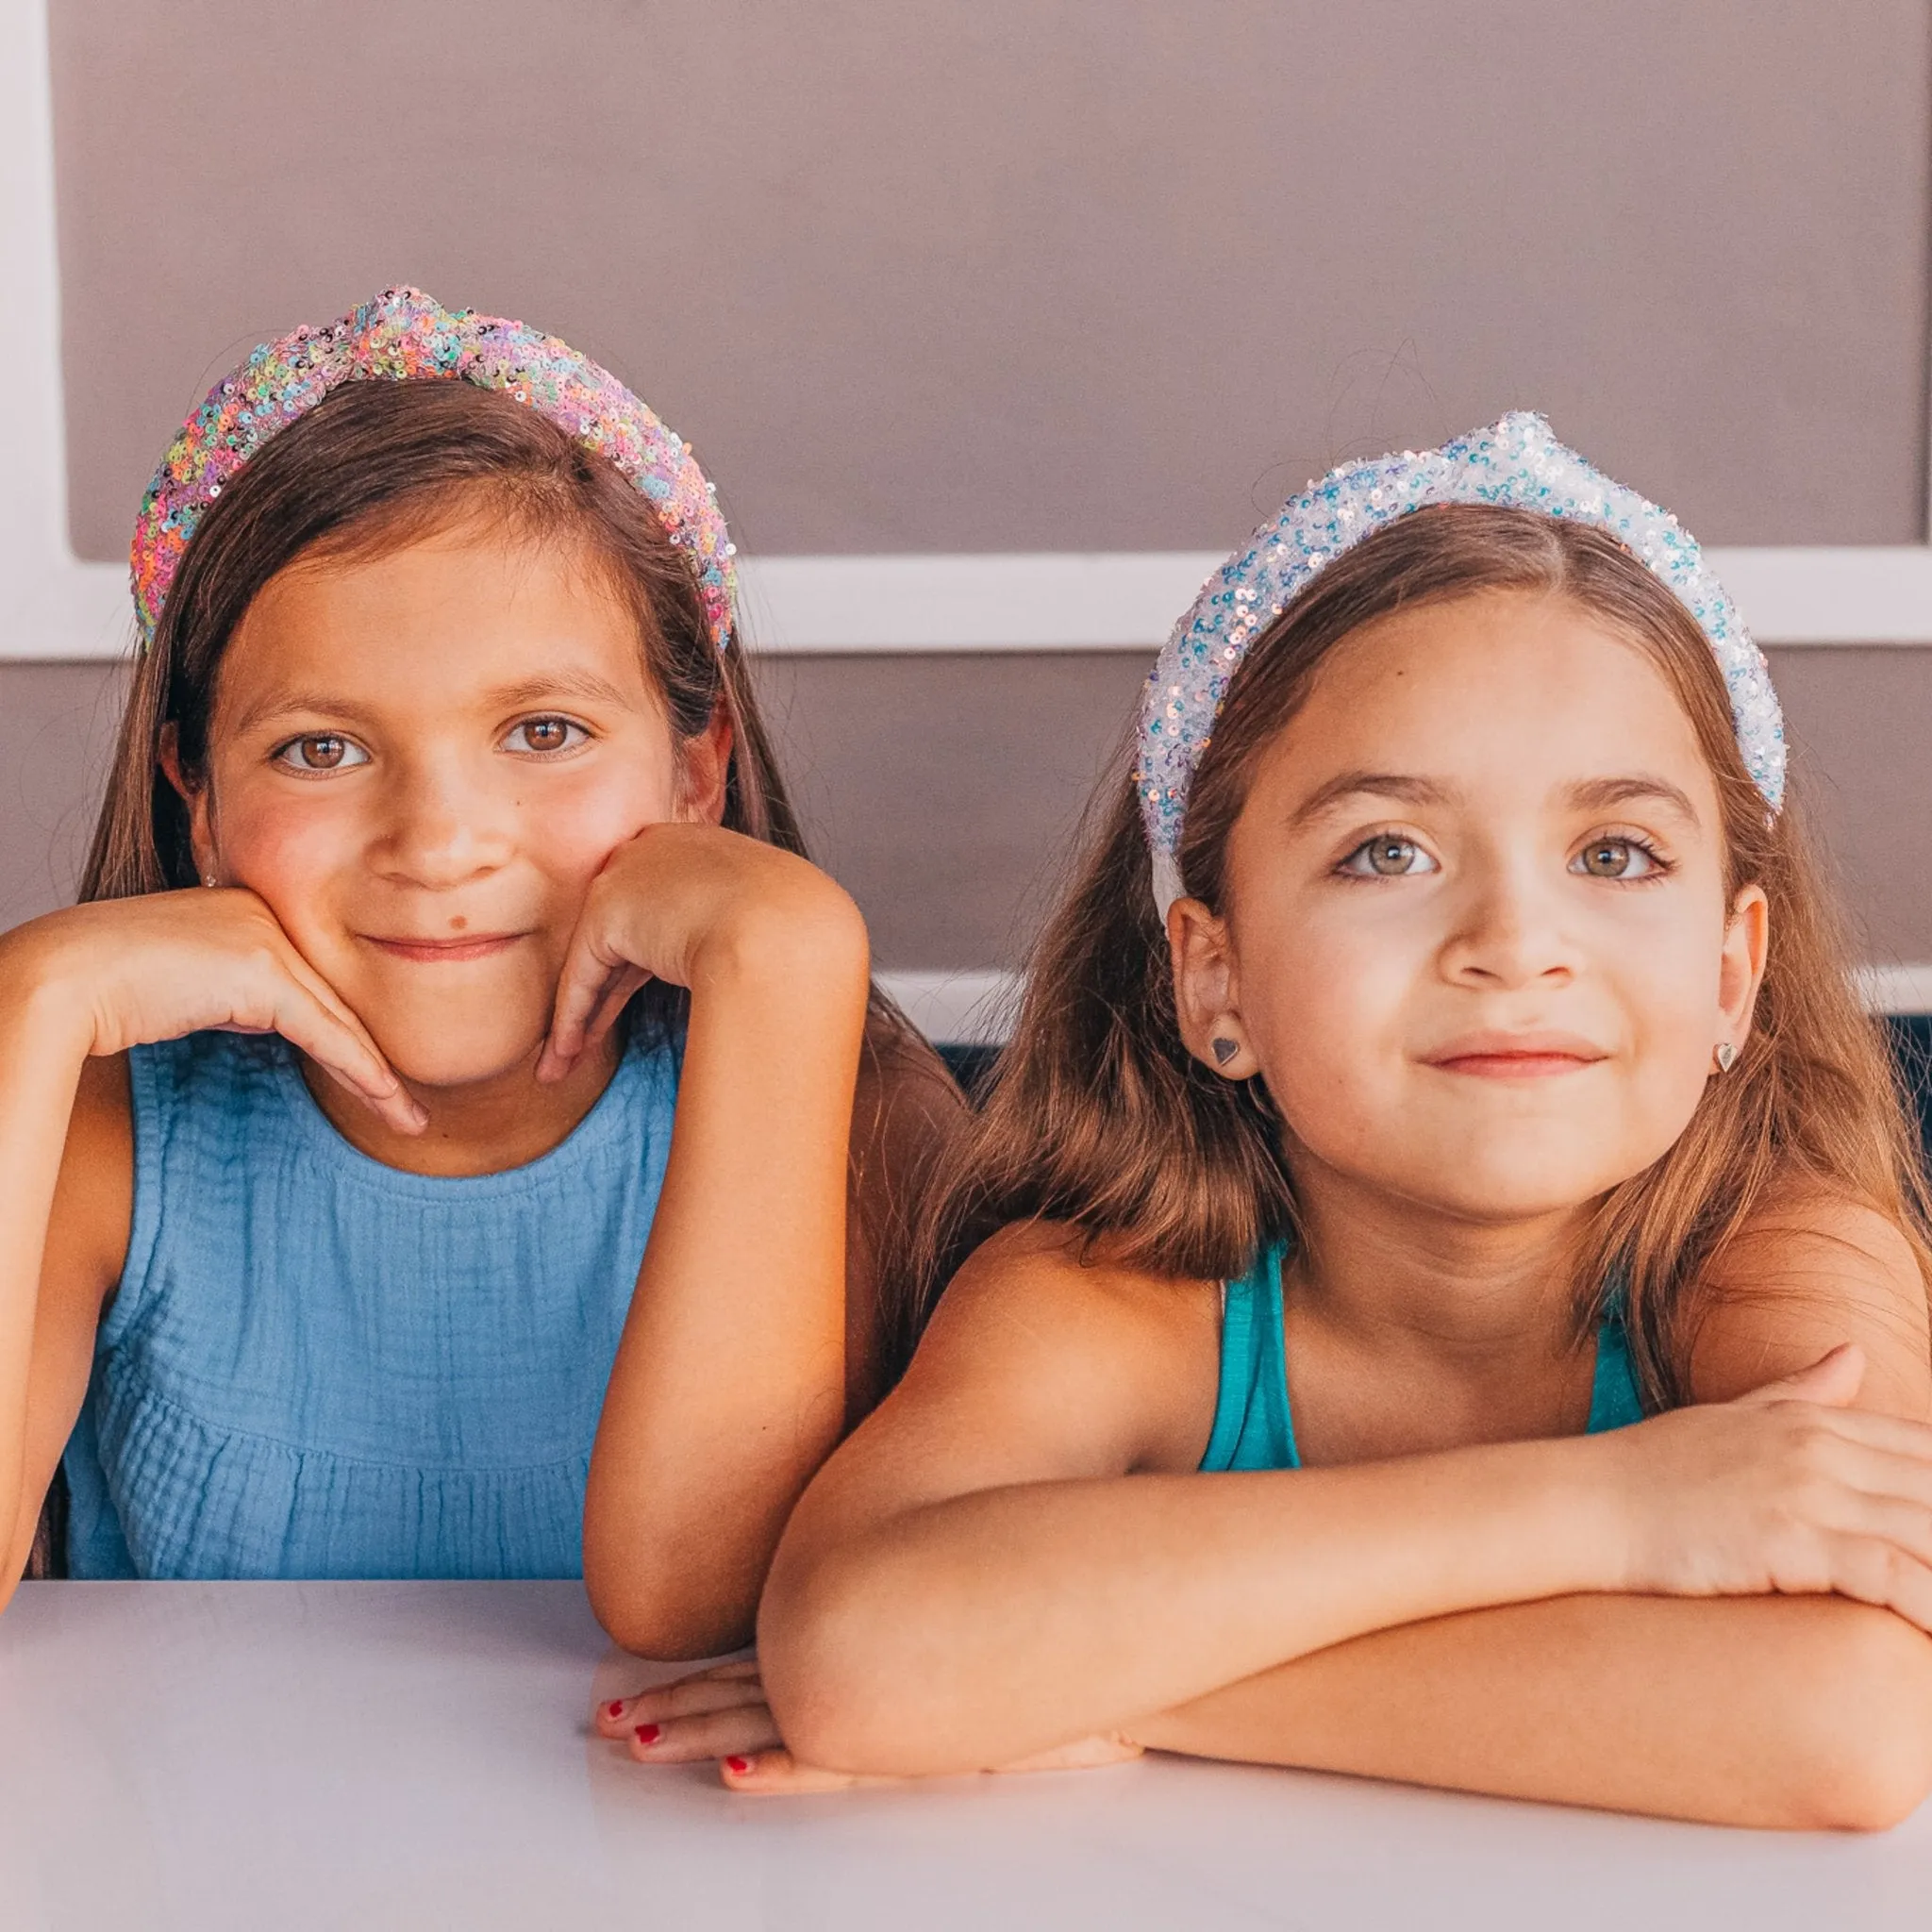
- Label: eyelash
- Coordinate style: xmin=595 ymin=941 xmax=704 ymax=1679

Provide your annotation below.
xmin=270 ymin=734 xmax=368 ymax=775
xmin=1332 ymin=827 xmax=1676 ymax=883
xmin=268 ymin=716 xmax=592 ymax=773
xmin=1570 ymin=828 xmax=1674 ymax=884
xmin=501 ymin=716 xmax=591 ymax=757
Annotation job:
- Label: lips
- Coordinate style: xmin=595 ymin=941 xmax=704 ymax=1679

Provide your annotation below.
xmin=360 ymin=932 xmax=526 ymax=964
xmin=1423 ymin=1031 xmax=1608 ymax=1079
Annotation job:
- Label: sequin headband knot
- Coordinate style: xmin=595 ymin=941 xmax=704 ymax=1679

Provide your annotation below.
xmin=129 ymin=286 xmax=738 ymax=652
xmin=1136 ymin=411 xmax=1786 ymax=915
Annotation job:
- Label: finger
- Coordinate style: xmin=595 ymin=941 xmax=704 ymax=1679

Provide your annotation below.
xmin=1808 ymin=1407 xmax=1932 ymax=1463
xmin=720 ymin=1748 xmax=885 ymax=1795
xmin=1820 ymin=1534 xmax=1932 ymax=1634
xmin=577 ymin=964 xmax=650 ymax=1059
xmin=1736 ymin=1344 xmax=1866 ymax=1410
xmin=538 ymin=945 xmax=626 ymax=1082
xmin=618 ymin=1676 xmax=772 ymax=1724
xmin=597 ymin=1661 xmax=762 ymax=1734
xmin=261 ymin=971 xmax=425 ymax=1134
xmin=628 ymin=1705 xmax=783 ymax=1763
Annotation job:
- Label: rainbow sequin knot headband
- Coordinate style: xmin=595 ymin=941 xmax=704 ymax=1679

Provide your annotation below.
xmin=130 ymin=286 xmax=737 ymax=652
xmin=1136 ymin=410 xmax=1786 ymax=915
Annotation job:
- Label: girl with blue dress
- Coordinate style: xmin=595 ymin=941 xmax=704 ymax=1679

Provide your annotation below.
xmin=0 ymin=289 xmax=957 ymax=1662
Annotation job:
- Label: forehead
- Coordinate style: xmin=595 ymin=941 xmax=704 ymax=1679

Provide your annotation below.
xmin=216 ymin=517 xmax=659 ymax=722
xmin=1258 ymin=589 xmax=1716 ymax=811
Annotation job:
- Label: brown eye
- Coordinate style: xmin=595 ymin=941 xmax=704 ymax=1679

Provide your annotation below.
xmin=1574 ymin=839 xmax=1656 ymax=879
xmin=505 ymin=717 xmax=586 ymax=755
xmin=275 ymin=734 xmax=365 ymax=773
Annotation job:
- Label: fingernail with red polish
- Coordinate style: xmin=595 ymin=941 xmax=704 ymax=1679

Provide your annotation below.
xmin=605 ymin=1700 xmax=626 ymax=1721
xmin=724 ymin=1756 xmax=751 ymax=1774
xmin=634 ymin=1724 xmax=661 ymax=1746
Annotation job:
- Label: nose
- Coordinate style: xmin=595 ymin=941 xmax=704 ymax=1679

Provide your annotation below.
xmin=1438 ymin=847 xmax=1580 ymax=992
xmin=369 ymin=754 xmax=513 ymax=891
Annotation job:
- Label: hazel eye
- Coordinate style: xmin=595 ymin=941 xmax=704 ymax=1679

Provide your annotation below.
xmin=1573 ymin=838 xmax=1657 ymax=880
xmin=504 ymin=716 xmax=587 ymax=755
xmin=273 ymin=734 xmax=367 ymax=774
xmin=1341 ymin=835 xmax=1438 ymax=877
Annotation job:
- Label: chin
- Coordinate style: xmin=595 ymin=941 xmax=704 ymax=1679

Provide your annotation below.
xmin=362 ymin=1009 xmax=551 ymax=1091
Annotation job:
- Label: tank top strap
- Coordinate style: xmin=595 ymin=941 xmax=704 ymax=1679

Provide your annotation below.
xmin=1587 ymin=1280 xmax=1646 ymax=1432
xmin=1199 ymin=1241 xmax=1299 ymax=1472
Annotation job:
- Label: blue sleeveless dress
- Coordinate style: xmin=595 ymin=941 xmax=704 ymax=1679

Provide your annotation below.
xmin=61 ymin=1025 xmax=680 ymax=1580
xmin=1200 ymin=1241 xmax=1644 ymax=1472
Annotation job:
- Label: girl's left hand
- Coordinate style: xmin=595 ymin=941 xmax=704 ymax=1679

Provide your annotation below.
xmin=595 ymin=1660 xmax=1143 ymax=1791
xmin=538 ymin=823 xmax=866 ymax=1084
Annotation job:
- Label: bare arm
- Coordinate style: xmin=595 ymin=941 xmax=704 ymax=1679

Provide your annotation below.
xmin=758 ymin=1223 xmax=1932 ymax=1783
xmin=580 ymin=830 xmax=882 ymax=1657
xmin=1128 ymin=1193 xmax=1932 ymax=1829
xmin=1135 ymin=1593 xmax=1932 ymax=1831
xmin=760 ymin=1237 xmax=1627 ymax=1774
xmin=1 ymin=891 xmax=409 ymax=1603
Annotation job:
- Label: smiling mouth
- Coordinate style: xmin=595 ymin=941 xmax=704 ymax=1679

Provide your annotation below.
xmin=1424 ymin=1034 xmax=1609 ymax=1080
xmin=361 ymin=933 xmax=527 ymax=964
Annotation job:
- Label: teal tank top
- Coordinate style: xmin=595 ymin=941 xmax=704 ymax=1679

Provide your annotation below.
xmin=60 ymin=1024 xmax=680 ymax=1579
xmin=1200 ymin=1241 xmax=1644 ymax=1472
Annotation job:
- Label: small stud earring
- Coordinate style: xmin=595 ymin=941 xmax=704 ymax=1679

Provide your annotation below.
xmin=1211 ymin=1035 xmax=1241 ymax=1068
xmin=203 ymin=873 xmax=217 ymax=890
xmin=1714 ymin=1041 xmax=1738 ymax=1074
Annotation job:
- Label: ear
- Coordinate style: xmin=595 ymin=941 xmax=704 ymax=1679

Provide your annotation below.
xmin=1715 ymin=881 xmax=1769 ymax=1061
xmin=158 ymin=723 xmax=218 ymax=885
xmin=676 ymin=709 xmax=734 ymax=826
xmin=1169 ymin=895 xmax=1263 ymax=1081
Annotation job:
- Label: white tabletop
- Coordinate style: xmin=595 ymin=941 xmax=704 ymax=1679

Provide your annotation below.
xmin=3 ymin=1581 xmax=1929 ymax=1931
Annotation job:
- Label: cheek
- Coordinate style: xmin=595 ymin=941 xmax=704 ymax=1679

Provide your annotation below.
xmin=214 ymin=783 xmax=358 ymax=907
xmin=518 ymin=758 xmax=680 ymax=883
xmin=1235 ymin=905 xmax=1421 ymax=1130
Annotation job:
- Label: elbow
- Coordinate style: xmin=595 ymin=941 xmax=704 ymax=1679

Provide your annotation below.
xmin=757 ymin=1549 xmax=932 ymax=1775
xmin=585 ymin=1559 xmax=757 ymax=1662
xmin=1761 ymin=1607 xmax=1932 ymax=1833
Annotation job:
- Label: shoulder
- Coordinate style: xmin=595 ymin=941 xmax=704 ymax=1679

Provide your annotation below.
xmin=1690 ymin=1179 xmax=1931 ymax=1418
xmin=906 ymin=1222 xmax=1224 ymax=1474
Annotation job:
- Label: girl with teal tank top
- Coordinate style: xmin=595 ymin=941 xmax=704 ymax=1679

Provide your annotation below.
xmin=740 ymin=424 xmax=1932 ymax=1825
xmin=0 ymin=291 xmax=956 ymax=1665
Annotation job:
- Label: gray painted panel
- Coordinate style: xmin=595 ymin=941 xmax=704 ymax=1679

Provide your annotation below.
xmin=51 ymin=0 xmax=1930 ymax=560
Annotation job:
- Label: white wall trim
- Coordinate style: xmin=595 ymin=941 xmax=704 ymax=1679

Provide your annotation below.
xmin=9 ymin=1 xmax=1932 ymax=663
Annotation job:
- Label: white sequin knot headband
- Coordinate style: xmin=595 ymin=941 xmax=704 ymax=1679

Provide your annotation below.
xmin=1135 ymin=410 xmax=1786 ymax=916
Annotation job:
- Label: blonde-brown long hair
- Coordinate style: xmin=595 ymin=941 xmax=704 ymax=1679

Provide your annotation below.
xmin=896 ymin=505 xmax=1932 ymax=1403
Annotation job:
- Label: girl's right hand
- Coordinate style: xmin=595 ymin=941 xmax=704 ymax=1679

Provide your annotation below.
xmin=4 ymin=891 xmax=424 ymax=1133
xmin=1613 ymin=1345 xmax=1932 ymax=1628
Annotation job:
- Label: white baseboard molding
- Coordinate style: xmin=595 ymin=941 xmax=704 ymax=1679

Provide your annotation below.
xmin=886 ymin=964 xmax=1932 ymax=1045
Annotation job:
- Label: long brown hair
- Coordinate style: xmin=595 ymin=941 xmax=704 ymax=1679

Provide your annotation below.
xmin=900 ymin=504 xmax=1932 ymax=1402
xmin=31 ymin=377 xmax=927 ymax=1578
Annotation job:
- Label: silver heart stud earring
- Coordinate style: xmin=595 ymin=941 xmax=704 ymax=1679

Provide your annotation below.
xmin=1211 ymin=1035 xmax=1241 ymax=1068
xmin=1714 ymin=1041 xmax=1738 ymax=1074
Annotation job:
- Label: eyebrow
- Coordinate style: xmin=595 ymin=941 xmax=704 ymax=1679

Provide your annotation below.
xmin=1562 ymin=774 xmax=1704 ymax=824
xmin=1287 ymin=770 xmax=1705 ymax=829
xmin=226 ymin=667 xmax=644 ymax=739
xmin=1288 ymin=772 xmax=1456 ymax=828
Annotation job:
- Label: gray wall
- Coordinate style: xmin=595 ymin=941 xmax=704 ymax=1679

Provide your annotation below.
xmin=14 ymin=1 xmax=1932 ymax=971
